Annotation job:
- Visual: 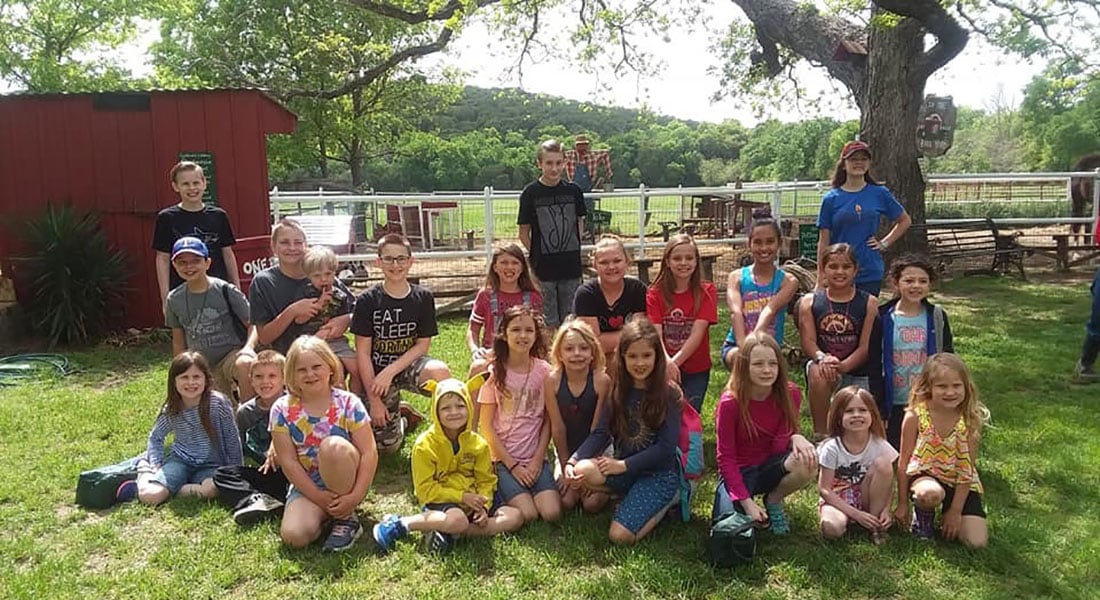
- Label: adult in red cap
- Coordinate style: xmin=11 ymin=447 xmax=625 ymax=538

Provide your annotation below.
xmin=815 ymin=140 xmax=911 ymax=296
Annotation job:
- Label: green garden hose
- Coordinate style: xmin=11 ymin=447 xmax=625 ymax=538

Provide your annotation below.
xmin=0 ymin=353 xmax=71 ymax=386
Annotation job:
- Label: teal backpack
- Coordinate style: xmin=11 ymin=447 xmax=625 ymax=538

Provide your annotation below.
xmin=75 ymin=455 xmax=144 ymax=509
xmin=706 ymin=510 xmax=757 ymax=568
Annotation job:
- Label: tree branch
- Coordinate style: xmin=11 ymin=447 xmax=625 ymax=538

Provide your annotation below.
xmin=283 ymin=27 xmax=454 ymax=100
xmin=728 ymin=0 xmax=867 ymax=96
xmin=873 ymin=0 xmax=968 ymax=81
xmin=345 ymin=0 xmax=499 ymax=24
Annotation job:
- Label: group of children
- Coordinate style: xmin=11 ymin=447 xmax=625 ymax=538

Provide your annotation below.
xmin=124 ymin=153 xmax=991 ymax=558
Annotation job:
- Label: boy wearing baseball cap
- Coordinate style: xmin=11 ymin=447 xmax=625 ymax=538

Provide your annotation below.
xmin=166 ymin=236 xmax=256 ymax=401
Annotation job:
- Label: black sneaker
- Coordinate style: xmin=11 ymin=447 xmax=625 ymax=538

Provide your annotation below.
xmin=1075 ymin=360 xmax=1100 ymax=383
xmin=427 ymin=530 xmax=453 ymax=554
xmin=323 ymin=516 xmax=363 ymax=552
xmin=233 ymin=493 xmax=285 ymax=526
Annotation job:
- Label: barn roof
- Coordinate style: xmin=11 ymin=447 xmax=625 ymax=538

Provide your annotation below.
xmin=0 ymin=87 xmax=296 ymax=118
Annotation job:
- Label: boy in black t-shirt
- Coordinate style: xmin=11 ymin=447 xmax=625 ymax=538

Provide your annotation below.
xmin=518 ymin=139 xmax=587 ymax=328
xmin=351 ymin=234 xmax=451 ymax=453
xmin=153 ymin=161 xmax=240 ymax=310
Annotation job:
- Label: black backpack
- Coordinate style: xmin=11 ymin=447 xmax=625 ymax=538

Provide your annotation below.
xmin=706 ymin=510 xmax=757 ymax=568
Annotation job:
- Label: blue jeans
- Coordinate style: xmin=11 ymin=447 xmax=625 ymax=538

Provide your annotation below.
xmin=540 ymin=278 xmax=582 ymax=328
xmin=1083 ymin=267 xmax=1100 ymax=367
xmin=680 ymin=371 xmax=710 ymax=413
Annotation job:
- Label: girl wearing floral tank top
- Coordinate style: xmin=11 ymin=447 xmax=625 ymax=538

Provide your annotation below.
xmin=895 ymin=354 xmax=990 ymax=548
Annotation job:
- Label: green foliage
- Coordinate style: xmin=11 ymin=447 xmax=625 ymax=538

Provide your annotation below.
xmin=1018 ymin=66 xmax=1100 ymax=170
xmin=0 ymin=0 xmax=163 ymax=91
xmin=14 ymin=204 xmax=129 ymax=348
xmin=153 ymin=0 xmax=460 ymax=187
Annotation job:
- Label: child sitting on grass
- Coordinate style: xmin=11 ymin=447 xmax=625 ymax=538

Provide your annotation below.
xmin=373 ymin=378 xmax=524 ymax=554
xmin=133 ymin=351 xmax=242 ymax=506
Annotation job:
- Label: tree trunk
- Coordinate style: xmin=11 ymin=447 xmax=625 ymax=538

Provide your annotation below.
xmin=860 ymin=12 xmax=928 ymax=253
xmin=350 ymin=89 xmax=366 ymax=189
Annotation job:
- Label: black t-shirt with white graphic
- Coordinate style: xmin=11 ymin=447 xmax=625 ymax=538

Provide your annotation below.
xmin=152 ymin=204 xmax=237 ymax=289
xmin=517 ymin=179 xmax=587 ymax=281
xmin=350 ymin=284 xmax=438 ymax=372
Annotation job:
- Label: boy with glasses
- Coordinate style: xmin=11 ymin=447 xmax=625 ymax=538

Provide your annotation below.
xmin=351 ymin=234 xmax=451 ymax=453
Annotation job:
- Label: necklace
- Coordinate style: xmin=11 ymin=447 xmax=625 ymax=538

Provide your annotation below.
xmin=512 ymin=362 xmax=533 ymax=416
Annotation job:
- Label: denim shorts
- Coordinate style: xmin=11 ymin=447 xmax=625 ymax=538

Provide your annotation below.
xmin=805 ymin=362 xmax=870 ymax=394
xmin=151 ymin=458 xmax=220 ymax=496
xmin=540 ymin=278 xmax=581 ymax=328
xmin=494 ymin=461 xmax=557 ymax=503
xmin=286 ymin=470 xmax=326 ymax=505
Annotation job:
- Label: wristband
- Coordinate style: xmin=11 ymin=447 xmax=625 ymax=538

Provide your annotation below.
xmin=880 ymin=239 xmax=890 ymax=250
xmin=814 ymin=351 xmax=826 ymax=363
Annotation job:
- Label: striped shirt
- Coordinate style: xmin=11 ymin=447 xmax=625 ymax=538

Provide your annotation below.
xmin=905 ymin=403 xmax=982 ymax=493
xmin=146 ymin=393 xmax=243 ymax=468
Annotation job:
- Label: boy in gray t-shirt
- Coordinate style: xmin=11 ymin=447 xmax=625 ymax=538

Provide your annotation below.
xmin=165 ymin=236 xmax=256 ymax=400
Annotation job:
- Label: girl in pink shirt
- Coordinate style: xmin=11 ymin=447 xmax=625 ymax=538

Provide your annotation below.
xmin=713 ymin=333 xmax=817 ymax=534
xmin=478 ymin=305 xmax=562 ymax=525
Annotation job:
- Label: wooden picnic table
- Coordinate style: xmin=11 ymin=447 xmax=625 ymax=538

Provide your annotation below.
xmin=634 ymin=252 xmax=720 ymax=285
xmin=1025 ymin=233 xmax=1100 ymax=271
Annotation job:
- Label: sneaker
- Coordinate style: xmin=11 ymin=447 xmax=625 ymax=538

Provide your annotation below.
xmin=323 ymin=516 xmax=363 ymax=552
xmin=400 ymin=401 xmax=425 ymax=430
xmin=427 ymin=530 xmax=453 ymax=554
xmin=870 ymin=529 xmax=888 ymax=546
xmin=372 ymin=514 xmax=407 ymax=554
xmin=765 ymin=501 xmax=790 ymax=535
xmin=233 ymin=493 xmax=285 ymax=526
xmin=911 ymin=507 xmax=935 ymax=540
xmin=115 ymin=479 xmax=138 ymax=503
xmin=1075 ymin=360 xmax=1100 ymax=383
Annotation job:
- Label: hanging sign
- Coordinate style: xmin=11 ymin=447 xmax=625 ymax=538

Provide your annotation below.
xmin=916 ymin=95 xmax=956 ymax=157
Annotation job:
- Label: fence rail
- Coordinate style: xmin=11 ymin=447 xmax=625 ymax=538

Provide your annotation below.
xmin=270 ymin=172 xmax=1100 ymax=297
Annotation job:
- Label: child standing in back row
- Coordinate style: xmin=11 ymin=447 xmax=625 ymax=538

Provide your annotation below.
xmin=153 ymin=161 xmax=240 ymax=308
xmin=895 ymin=353 xmax=988 ymax=548
xmin=877 ymin=254 xmax=954 ymax=448
xmin=646 ymin=233 xmax=719 ymax=413
xmin=518 ymin=139 xmax=587 ymax=328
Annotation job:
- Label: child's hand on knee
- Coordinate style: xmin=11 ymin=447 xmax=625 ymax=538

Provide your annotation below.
xmin=462 ymin=492 xmax=487 ymax=512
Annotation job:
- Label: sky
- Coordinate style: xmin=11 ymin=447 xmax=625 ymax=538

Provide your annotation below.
xmin=434 ymin=5 xmax=1043 ymax=125
xmin=96 ymin=5 xmax=1042 ymax=126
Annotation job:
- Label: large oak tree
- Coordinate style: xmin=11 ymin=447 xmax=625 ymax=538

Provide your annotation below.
xmin=719 ymin=0 xmax=1100 ymax=249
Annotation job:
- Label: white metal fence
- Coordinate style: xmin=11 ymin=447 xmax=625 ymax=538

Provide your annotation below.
xmin=270 ymin=171 xmax=1100 ymax=293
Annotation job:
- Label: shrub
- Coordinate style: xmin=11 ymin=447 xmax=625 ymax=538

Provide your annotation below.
xmin=15 ymin=204 xmax=129 ymax=347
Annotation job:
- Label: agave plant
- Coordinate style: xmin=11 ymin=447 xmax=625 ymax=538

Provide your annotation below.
xmin=17 ymin=204 xmax=129 ymax=347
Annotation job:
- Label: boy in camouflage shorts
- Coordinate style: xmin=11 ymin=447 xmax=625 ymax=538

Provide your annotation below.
xmin=351 ymin=234 xmax=451 ymax=452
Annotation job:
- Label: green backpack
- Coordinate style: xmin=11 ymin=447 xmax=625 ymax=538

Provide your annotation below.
xmin=706 ymin=510 xmax=757 ymax=568
xmin=75 ymin=455 xmax=144 ymax=509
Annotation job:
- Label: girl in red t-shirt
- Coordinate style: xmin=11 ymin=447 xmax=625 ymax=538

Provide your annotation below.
xmin=646 ymin=233 xmax=718 ymax=413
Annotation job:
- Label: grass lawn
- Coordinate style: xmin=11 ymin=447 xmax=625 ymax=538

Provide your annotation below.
xmin=2 ymin=274 xmax=1098 ymax=599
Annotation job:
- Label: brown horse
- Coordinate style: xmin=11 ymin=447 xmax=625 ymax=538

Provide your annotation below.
xmin=1071 ymin=153 xmax=1100 ymax=239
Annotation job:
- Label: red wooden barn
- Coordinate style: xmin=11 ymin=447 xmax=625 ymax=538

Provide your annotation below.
xmin=0 ymin=88 xmax=297 ymax=329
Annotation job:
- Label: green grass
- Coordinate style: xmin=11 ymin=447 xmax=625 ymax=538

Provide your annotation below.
xmin=2 ymin=275 xmax=1098 ymax=599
